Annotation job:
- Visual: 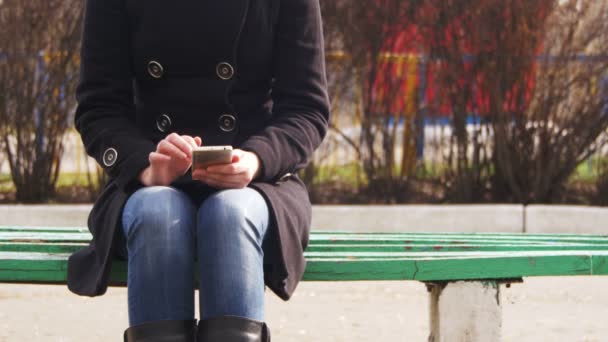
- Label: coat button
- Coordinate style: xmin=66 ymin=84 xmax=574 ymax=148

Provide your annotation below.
xmin=156 ymin=114 xmax=172 ymax=132
xmin=277 ymin=173 xmax=293 ymax=184
xmin=147 ymin=60 xmax=164 ymax=79
xmin=102 ymin=147 xmax=118 ymax=167
xmin=216 ymin=62 xmax=234 ymax=80
xmin=218 ymin=114 xmax=236 ymax=132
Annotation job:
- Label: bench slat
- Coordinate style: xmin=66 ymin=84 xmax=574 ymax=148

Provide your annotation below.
xmin=0 ymin=226 xmax=90 ymax=234
xmin=0 ymin=232 xmax=92 ymax=242
xmin=5 ymin=241 xmax=608 ymax=255
xmin=3 ymin=231 xmax=608 ymax=245
xmin=1 ymin=251 xmax=607 ymax=283
xmin=2 ymin=226 xmax=608 ymax=284
xmin=3 ymin=226 xmax=608 ymax=240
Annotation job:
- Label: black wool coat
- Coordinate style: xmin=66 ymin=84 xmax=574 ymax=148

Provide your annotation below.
xmin=67 ymin=0 xmax=330 ymax=301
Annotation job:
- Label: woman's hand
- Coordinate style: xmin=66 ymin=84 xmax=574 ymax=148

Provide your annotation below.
xmin=192 ymin=149 xmax=261 ymax=189
xmin=138 ymin=133 xmax=202 ymax=187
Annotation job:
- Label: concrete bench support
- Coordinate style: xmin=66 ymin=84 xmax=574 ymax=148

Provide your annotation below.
xmin=427 ymin=281 xmax=501 ymax=342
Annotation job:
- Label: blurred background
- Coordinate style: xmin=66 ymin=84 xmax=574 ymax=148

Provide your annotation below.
xmin=1 ymin=0 xmax=607 ymax=206
xmin=2 ymin=1 xmax=608 ymax=341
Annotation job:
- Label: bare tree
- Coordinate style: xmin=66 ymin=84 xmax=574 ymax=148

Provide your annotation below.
xmin=417 ymin=0 xmax=550 ymax=202
xmin=0 ymin=0 xmax=83 ymax=202
xmin=419 ymin=0 xmax=608 ymax=203
xmin=490 ymin=0 xmax=608 ymax=203
xmin=318 ymin=0 xmax=608 ymax=204
xmin=321 ymin=0 xmax=423 ymax=202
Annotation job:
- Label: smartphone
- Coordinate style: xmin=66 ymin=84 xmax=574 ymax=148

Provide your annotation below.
xmin=192 ymin=145 xmax=233 ymax=169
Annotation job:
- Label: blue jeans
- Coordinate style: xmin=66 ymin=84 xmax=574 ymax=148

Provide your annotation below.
xmin=117 ymin=185 xmax=270 ymax=327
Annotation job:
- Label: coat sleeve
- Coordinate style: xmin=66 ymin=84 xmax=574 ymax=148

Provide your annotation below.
xmin=74 ymin=0 xmax=155 ymax=192
xmin=240 ymin=0 xmax=330 ymax=183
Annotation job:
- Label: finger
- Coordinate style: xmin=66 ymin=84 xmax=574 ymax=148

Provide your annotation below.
xmin=192 ymin=171 xmax=209 ymax=183
xmin=166 ymin=133 xmax=194 ymax=156
xmin=192 ymin=169 xmax=242 ymax=180
xmin=192 ymin=169 xmax=216 ymax=180
xmin=149 ymin=151 xmax=171 ymax=164
xmin=194 ymin=136 xmax=202 ymax=146
xmin=198 ymin=175 xmax=245 ymax=189
xmin=157 ymin=140 xmax=188 ymax=160
xmin=192 ymin=169 xmax=235 ymax=183
xmin=197 ymin=171 xmax=247 ymax=188
xmin=205 ymin=162 xmax=248 ymax=175
xmin=232 ymin=149 xmax=245 ymax=158
xmin=181 ymin=135 xmax=198 ymax=150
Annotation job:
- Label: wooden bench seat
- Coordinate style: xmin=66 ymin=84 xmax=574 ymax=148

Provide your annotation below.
xmin=2 ymin=225 xmax=608 ymax=340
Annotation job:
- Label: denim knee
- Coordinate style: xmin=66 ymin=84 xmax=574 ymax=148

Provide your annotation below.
xmin=121 ymin=186 xmax=197 ymax=251
xmin=196 ymin=188 xmax=269 ymax=249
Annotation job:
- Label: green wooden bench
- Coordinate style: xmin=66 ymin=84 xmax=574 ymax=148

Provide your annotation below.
xmin=2 ymin=225 xmax=608 ymax=341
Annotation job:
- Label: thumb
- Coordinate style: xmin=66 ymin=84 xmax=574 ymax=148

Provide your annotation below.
xmin=231 ymin=153 xmax=241 ymax=163
xmin=194 ymin=136 xmax=202 ymax=146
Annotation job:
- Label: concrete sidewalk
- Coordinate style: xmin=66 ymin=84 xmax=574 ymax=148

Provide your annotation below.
xmin=1 ymin=277 xmax=608 ymax=341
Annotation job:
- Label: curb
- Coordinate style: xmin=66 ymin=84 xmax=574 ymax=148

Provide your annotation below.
xmin=1 ymin=204 xmax=605 ymax=235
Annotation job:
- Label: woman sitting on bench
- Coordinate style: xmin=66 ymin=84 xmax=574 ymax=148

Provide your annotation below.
xmin=66 ymin=0 xmax=330 ymax=340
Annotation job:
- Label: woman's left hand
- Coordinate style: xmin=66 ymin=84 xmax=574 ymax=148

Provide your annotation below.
xmin=192 ymin=149 xmax=261 ymax=189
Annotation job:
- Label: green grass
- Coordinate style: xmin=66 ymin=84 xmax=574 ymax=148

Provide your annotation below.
xmin=0 ymin=156 xmax=604 ymax=195
xmin=310 ymin=160 xmax=444 ymax=187
xmin=415 ymin=161 xmax=449 ymax=179
xmin=314 ymin=162 xmax=363 ymax=184
xmin=0 ymin=173 xmax=13 ymax=192
xmin=309 ymin=157 xmax=606 ymax=187
xmin=571 ymin=157 xmax=607 ymax=184
xmin=0 ymin=172 xmax=98 ymax=192
xmin=55 ymin=172 xmax=98 ymax=188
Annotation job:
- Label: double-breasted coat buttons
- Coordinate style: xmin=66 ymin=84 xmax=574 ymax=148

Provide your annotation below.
xmin=147 ymin=60 xmax=164 ymax=79
xmin=102 ymin=147 xmax=118 ymax=167
xmin=218 ymin=114 xmax=236 ymax=132
xmin=156 ymin=114 xmax=172 ymax=132
xmin=277 ymin=173 xmax=293 ymax=184
xmin=216 ymin=62 xmax=234 ymax=80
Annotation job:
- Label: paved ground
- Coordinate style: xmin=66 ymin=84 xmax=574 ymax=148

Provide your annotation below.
xmin=1 ymin=277 xmax=608 ymax=341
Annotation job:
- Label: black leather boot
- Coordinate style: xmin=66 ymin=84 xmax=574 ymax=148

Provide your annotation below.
xmin=196 ymin=315 xmax=271 ymax=342
xmin=123 ymin=319 xmax=198 ymax=342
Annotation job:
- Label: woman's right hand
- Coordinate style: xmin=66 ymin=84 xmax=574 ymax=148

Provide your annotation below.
xmin=138 ymin=133 xmax=202 ymax=187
